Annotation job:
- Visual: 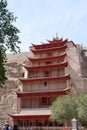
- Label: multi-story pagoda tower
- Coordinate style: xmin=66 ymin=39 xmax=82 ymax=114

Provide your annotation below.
xmin=10 ymin=37 xmax=72 ymax=127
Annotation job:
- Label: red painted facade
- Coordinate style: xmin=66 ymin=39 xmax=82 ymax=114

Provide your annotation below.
xmin=9 ymin=37 xmax=71 ymax=127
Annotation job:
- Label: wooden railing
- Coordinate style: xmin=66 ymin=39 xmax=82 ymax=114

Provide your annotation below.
xmin=18 ymin=126 xmax=85 ymax=130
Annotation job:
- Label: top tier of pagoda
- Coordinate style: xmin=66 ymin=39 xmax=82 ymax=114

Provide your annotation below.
xmin=30 ymin=37 xmax=68 ymax=54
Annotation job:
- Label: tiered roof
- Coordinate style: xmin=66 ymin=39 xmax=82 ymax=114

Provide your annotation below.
xmin=23 ymin=61 xmax=68 ymax=71
xmin=31 ymin=38 xmax=67 ymax=49
xmin=17 ymin=87 xmax=70 ymax=97
xmin=19 ymin=74 xmax=70 ymax=83
xmin=28 ymin=53 xmax=66 ymax=62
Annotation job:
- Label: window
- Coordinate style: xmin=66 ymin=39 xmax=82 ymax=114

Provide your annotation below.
xmin=41 ymin=97 xmax=51 ymax=107
xmin=42 ymin=97 xmax=47 ymax=104
xmin=22 ymin=98 xmax=29 ymax=108
xmin=45 ymin=71 xmax=50 ymax=77
xmin=45 ymin=61 xmax=52 ymax=64
xmin=46 ymin=52 xmax=52 ymax=57
xmin=29 ymin=71 xmax=34 ymax=77
xmin=44 ymin=82 xmax=47 ymax=86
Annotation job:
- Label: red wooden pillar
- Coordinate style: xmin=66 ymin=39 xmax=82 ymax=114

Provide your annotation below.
xmin=30 ymin=98 xmax=32 ymax=108
xmin=47 ymin=97 xmax=48 ymax=107
xmin=32 ymin=119 xmax=34 ymax=126
xmin=41 ymin=119 xmax=44 ymax=126
xmin=47 ymin=96 xmax=50 ymax=107
xmin=23 ymin=119 xmax=25 ymax=127
xmin=39 ymin=97 xmax=41 ymax=108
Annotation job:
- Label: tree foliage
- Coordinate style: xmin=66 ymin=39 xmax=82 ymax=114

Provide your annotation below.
xmin=0 ymin=0 xmax=21 ymax=87
xmin=77 ymin=93 xmax=87 ymax=126
xmin=50 ymin=93 xmax=87 ymax=126
xmin=50 ymin=95 xmax=78 ymax=124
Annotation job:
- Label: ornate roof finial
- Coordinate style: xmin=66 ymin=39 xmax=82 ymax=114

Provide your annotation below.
xmin=56 ymin=33 xmax=59 ymax=39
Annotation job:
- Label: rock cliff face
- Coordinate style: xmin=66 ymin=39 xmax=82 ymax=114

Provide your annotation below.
xmin=0 ymin=46 xmax=87 ymax=126
xmin=0 ymin=52 xmax=29 ymax=126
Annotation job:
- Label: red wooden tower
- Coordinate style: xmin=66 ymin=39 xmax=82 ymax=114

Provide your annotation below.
xmin=10 ymin=37 xmax=71 ymax=127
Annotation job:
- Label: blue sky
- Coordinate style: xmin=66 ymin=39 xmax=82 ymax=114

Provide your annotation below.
xmin=7 ymin=0 xmax=87 ymax=52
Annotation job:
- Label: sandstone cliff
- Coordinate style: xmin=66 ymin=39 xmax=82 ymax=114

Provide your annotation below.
xmin=0 ymin=52 xmax=29 ymax=126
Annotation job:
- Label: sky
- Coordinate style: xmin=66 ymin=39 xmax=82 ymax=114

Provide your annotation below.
xmin=7 ymin=0 xmax=87 ymax=52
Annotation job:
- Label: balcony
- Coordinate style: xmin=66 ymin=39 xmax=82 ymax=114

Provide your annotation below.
xmin=19 ymin=74 xmax=70 ymax=83
xmin=17 ymin=87 xmax=70 ymax=98
xmin=23 ymin=61 xmax=68 ymax=71
xmin=28 ymin=53 xmax=66 ymax=63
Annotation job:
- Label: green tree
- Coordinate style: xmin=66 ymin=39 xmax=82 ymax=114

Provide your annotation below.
xmin=77 ymin=93 xmax=87 ymax=126
xmin=50 ymin=93 xmax=87 ymax=126
xmin=50 ymin=95 xmax=78 ymax=125
xmin=0 ymin=0 xmax=21 ymax=87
